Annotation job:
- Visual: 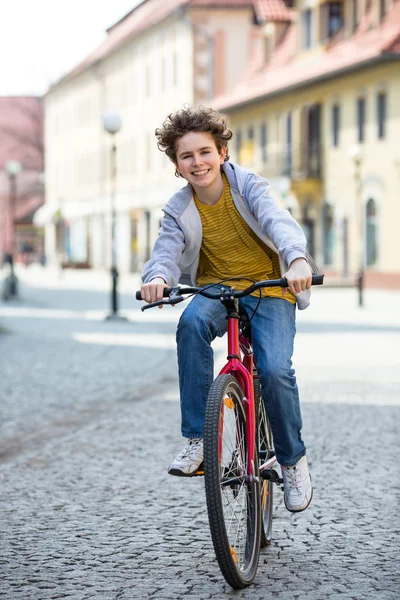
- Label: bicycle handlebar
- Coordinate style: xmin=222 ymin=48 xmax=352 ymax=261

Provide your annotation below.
xmin=136 ymin=274 xmax=324 ymax=309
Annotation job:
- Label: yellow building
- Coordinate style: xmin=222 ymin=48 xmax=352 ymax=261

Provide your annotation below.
xmin=213 ymin=0 xmax=400 ymax=288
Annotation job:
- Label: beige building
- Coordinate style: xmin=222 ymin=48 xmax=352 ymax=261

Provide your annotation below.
xmin=44 ymin=0 xmax=258 ymax=272
xmin=213 ymin=0 xmax=400 ymax=287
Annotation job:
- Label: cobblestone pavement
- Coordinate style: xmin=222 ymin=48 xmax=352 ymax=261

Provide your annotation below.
xmin=0 ymin=270 xmax=399 ymax=599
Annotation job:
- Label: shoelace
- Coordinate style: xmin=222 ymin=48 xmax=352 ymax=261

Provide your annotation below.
xmin=180 ymin=439 xmax=202 ymax=459
xmin=285 ymin=466 xmax=302 ymax=492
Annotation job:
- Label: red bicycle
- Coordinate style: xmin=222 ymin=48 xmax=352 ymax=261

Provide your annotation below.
xmin=137 ymin=275 xmax=323 ymax=588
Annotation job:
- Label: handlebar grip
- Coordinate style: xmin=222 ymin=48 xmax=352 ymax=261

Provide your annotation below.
xmin=311 ymin=274 xmax=324 ymax=285
xmin=135 ymin=287 xmax=172 ymax=301
xmin=281 ymin=274 xmax=324 ymax=288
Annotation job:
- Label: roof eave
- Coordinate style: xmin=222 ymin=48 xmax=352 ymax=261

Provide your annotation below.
xmin=217 ymin=52 xmax=400 ymax=112
xmin=46 ymin=8 xmax=182 ymax=95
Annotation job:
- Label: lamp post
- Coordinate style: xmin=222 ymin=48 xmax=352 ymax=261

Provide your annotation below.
xmin=3 ymin=160 xmax=22 ymax=299
xmin=102 ymin=110 xmax=126 ymax=321
xmin=348 ymin=144 xmax=364 ymax=307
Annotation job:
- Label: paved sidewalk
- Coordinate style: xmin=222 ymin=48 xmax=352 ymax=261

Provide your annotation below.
xmin=1 ymin=267 xmax=399 ymax=599
xmin=6 ymin=264 xmax=142 ymax=293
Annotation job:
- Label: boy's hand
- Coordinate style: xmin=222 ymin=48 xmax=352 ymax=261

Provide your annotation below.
xmin=140 ymin=277 xmax=168 ymax=309
xmin=282 ymin=258 xmax=312 ymax=297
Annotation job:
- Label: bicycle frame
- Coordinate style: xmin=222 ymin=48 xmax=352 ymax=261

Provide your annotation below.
xmin=218 ymin=299 xmax=257 ymax=478
xmin=218 ymin=296 xmax=278 ymax=479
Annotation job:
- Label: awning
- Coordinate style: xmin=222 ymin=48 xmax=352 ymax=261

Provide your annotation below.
xmin=33 ymin=204 xmax=54 ymax=226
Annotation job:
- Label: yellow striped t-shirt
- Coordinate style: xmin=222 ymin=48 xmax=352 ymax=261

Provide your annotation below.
xmin=193 ymin=174 xmax=295 ymax=302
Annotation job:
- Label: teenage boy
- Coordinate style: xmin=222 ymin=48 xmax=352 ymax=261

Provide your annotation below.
xmin=140 ymin=107 xmax=314 ymax=512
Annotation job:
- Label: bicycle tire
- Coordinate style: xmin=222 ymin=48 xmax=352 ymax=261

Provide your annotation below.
xmin=204 ymin=374 xmax=261 ymax=589
xmin=254 ymin=377 xmax=274 ymax=547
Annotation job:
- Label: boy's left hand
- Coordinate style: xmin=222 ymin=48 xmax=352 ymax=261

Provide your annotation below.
xmin=282 ymin=258 xmax=312 ymax=297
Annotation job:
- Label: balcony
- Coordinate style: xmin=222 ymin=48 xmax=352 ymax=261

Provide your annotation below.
xmin=257 ymin=143 xmax=323 ymax=180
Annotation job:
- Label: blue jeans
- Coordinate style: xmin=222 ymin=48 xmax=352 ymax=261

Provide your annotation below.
xmin=176 ymin=289 xmax=306 ymax=466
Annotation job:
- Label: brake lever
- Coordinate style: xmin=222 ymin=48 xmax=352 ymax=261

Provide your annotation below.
xmin=141 ymin=296 xmax=184 ymax=312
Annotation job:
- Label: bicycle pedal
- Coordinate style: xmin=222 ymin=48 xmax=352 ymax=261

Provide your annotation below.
xmin=193 ymin=469 xmax=204 ymax=476
xmin=260 ymin=468 xmax=282 ymax=484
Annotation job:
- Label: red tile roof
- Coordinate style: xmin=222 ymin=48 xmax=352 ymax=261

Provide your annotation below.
xmin=213 ymin=4 xmax=400 ymax=111
xmin=59 ymin=0 xmax=188 ymax=86
xmin=50 ymin=0 xmax=270 ymax=88
xmin=189 ymin=0 xmax=253 ymax=6
xmin=253 ymin=0 xmax=294 ymax=22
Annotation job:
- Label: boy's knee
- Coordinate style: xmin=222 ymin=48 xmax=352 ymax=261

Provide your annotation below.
xmin=259 ymin=364 xmax=295 ymax=388
xmin=177 ymin=310 xmax=207 ymax=339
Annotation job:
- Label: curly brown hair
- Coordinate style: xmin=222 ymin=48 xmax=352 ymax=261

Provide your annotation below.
xmin=155 ymin=106 xmax=232 ymax=165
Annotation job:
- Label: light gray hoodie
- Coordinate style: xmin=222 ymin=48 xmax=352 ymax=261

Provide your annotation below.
xmin=142 ymin=161 xmax=317 ymax=309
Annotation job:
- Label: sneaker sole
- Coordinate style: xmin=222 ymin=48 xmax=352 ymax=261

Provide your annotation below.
xmin=168 ymin=462 xmax=204 ymax=478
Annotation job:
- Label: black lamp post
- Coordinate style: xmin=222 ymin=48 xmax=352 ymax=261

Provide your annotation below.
xmin=102 ymin=111 xmax=126 ymax=321
xmin=3 ymin=160 xmax=22 ymax=300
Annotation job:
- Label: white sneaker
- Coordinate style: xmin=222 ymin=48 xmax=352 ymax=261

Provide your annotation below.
xmin=281 ymin=455 xmax=313 ymax=512
xmin=168 ymin=438 xmax=204 ymax=477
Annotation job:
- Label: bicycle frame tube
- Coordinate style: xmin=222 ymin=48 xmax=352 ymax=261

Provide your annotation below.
xmin=219 ymin=316 xmax=256 ymax=477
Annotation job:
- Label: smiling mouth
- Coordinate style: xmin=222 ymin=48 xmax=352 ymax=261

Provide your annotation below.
xmin=192 ymin=169 xmax=210 ymax=176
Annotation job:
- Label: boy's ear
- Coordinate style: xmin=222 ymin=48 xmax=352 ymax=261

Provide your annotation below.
xmin=220 ymin=146 xmax=227 ymax=163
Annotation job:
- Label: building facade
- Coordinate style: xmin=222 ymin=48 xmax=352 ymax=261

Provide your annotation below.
xmin=44 ymin=0 xmax=257 ymax=272
xmin=0 ymin=96 xmax=44 ymax=265
xmin=213 ymin=0 xmax=400 ymax=286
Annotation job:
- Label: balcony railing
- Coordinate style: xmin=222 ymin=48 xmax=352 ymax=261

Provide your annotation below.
xmin=254 ymin=143 xmax=323 ymax=180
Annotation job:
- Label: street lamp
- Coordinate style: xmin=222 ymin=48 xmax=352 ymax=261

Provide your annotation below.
xmin=3 ymin=159 xmax=22 ymax=299
xmin=348 ymin=144 xmax=364 ymax=307
xmin=102 ymin=110 xmax=126 ymax=321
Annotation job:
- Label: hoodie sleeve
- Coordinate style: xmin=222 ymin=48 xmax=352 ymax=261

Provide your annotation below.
xmin=243 ymin=171 xmax=307 ymax=268
xmin=141 ymin=212 xmax=185 ymax=286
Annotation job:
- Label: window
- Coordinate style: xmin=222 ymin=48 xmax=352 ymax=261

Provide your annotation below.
xmin=352 ymin=0 xmax=358 ymax=31
xmin=146 ymin=133 xmax=152 ymax=171
xmin=366 ymin=199 xmax=377 ymax=266
xmin=145 ymin=65 xmax=151 ymax=97
xmin=283 ymin=113 xmax=292 ymax=176
xmin=357 ymin=98 xmax=366 ymax=143
xmin=379 ymin=0 xmax=387 ymax=21
xmin=332 ymin=104 xmax=340 ymax=147
xmin=377 ymin=92 xmax=386 ymax=139
xmin=144 ymin=211 xmax=152 ymax=262
xmin=161 ymin=55 xmax=166 ymax=91
xmin=302 ymin=10 xmax=313 ymax=49
xmin=260 ymin=122 xmax=268 ymax=163
xmin=327 ymin=2 xmax=342 ymax=38
xmin=235 ymin=130 xmax=242 ymax=159
xmin=172 ymin=52 xmax=178 ymax=87
xmin=323 ymin=203 xmax=334 ymax=265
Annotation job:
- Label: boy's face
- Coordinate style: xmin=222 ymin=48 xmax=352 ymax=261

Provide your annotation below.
xmin=175 ymin=131 xmax=226 ymax=191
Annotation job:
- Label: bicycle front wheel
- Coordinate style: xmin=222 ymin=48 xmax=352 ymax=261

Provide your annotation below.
xmin=204 ymin=374 xmax=261 ymax=589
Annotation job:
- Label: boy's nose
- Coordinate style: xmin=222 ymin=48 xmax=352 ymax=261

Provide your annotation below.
xmin=192 ymin=154 xmax=204 ymax=166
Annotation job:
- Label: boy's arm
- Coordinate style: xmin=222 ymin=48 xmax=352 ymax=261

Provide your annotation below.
xmin=243 ymin=172 xmax=313 ymax=297
xmin=243 ymin=172 xmax=307 ymax=268
xmin=142 ymin=212 xmax=185 ymax=287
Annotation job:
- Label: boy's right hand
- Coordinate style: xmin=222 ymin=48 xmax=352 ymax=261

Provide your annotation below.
xmin=140 ymin=277 xmax=168 ymax=307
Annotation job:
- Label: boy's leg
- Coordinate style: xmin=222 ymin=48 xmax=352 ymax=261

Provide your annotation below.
xmin=241 ymin=295 xmax=306 ymax=467
xmin=176 ymin=289 xmax=228 ymax=439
